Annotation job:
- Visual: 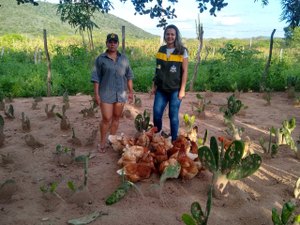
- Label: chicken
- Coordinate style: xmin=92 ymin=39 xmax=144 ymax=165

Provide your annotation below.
xmin=167 ymin=135 xmax=190 ymax=157
xmin=108 ymin=133 xmax=135 ymax=153
xmin=137 ymin=151 xmax=156 ymax=173
xmin=149 ymin=131 xmax=173 ymax=154
xmin=123 ymin=163 xmax=152 ymax=182
xmin=158 ymin=157 xmax=178 ymax=175
xmin=187 ymin=126 xmax=198 ymax=143
xmin=152 ymin=145 xmax=168 ymax=164
xmin=135 ymin=131 xmax=150 ymax=147
xmin=117 ymin=145 xmax=146 ymax=166
xmin=145 ymin=126 xmax=158 ymax=142
xmin=177 ymin=144 xmax=199 ymax=180
xmin=218 ymin=136 xmax=233 ymax=150
xmin=190 ymin=140 xmax=198 ymax=154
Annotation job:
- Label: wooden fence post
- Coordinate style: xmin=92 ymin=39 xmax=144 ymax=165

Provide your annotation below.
xmin=122 ymin=26 xmax=125 ymax=54
xmin=43 ymin=29 xmax=52 ymax=97
xmin=189 ymin=15 xmax=204 ymax=91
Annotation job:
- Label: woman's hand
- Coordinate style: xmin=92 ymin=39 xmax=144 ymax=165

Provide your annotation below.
xmin=150 ymin=85 xmax=156 ymax=96
xmin=178 ymin=89 xmax=185 ymax=100
xmin=94 ymin=94 xmax=101 ymax=106
xmin=128 ymin=92 xmax=133 ymax=104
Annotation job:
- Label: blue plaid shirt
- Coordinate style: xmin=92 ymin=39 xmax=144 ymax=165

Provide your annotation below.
xmin=91 ymin=51 xmax=133 ymax=103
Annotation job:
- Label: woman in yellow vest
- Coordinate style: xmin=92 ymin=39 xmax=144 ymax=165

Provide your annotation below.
xmin=151 ymin=24 xmax=188 ymax=141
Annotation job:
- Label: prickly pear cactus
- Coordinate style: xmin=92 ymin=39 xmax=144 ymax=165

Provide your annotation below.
xmin=4 ymin=104 xmax=14 ymax=119
xmin=56 ymin=105 xmax=70 ymax=130
xmin=134 ymin=110 xmax=150 ymax=132
xmin=220 ymin=94 xmax=243 ymax=120
xmin=45 ymin=104 xmax=56 ymax=118
xmin=198 ymin=136 xmax=262 ymax=195
xmin=21 ymin=112 xmax=31 ymax=132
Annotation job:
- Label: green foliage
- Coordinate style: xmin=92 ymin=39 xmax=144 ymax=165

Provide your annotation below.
xmin=134 ymin=109 xmax=151 ymax=132
xmin=259 ymin=127 xmax=279 ymax=157
xmin=183 ymin=113 xmax=196 ymax=130
xmin=198 ymin=137 xmax=262 ymax=181
xmin=105 ymin=180 xmax=133 ymax=205
xmin=0 ymin=33 xmax=300 ymax=97
xmin=160 ymin=162 xmax=181 ymax=185
xmin=182 ymin=186 xmax=213 ymax=225
xmin=220 ymin=94 xmax=244 ymax=120
xmin=272 ymin=201 xmax=299 ymax=225
xmin=40 ymin=182 xmax=58 ymax=194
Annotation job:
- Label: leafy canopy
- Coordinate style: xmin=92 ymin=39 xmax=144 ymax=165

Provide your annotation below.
xmin=11 ymin=0 xmax=270 ymax=27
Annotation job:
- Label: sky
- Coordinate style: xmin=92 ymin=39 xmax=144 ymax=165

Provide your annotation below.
xmin=45 ymin=0 xmax=287 ymax=39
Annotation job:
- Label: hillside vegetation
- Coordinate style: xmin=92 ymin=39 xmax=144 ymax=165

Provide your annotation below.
xmin=0 ymin=0 xmax=155 ymax=38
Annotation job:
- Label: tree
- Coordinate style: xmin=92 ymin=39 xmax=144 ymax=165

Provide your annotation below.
xmin=12 ymin=0 xmax=269 ymax=27
xmin=56 ymin=1 xmax=105 ymax=50
xmin=280 ymin=0 xmax=300 ymax=39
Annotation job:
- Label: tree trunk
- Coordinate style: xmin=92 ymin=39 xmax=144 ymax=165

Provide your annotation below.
xmin=88 ymin=28 xmax=94 ymax=51
xmin=189 ymin=19 xmax=203 ymax=91
xmin=261 ymin=29 xmax=276 ymax=91
xmin=43 ymin=29 xmax=51 ymax=97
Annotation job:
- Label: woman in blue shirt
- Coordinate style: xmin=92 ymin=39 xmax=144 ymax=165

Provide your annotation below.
xmin=91 ymin=33 xmax=134 ymax=153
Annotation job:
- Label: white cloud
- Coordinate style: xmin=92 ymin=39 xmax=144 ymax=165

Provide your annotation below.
xmin=213 ymin=16 xmax=242 ymax=26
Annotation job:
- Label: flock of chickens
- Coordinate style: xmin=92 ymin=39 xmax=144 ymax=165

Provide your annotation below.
xmin=108 ymin=127 xmax=232 ymax=182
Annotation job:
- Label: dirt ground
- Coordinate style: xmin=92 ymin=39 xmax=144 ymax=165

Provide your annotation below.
xmin=0 ymin=91 xmax=299 ymax=225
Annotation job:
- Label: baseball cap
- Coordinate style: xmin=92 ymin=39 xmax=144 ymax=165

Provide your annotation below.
xmin=106 ymin=33 xmax=119 ymax=42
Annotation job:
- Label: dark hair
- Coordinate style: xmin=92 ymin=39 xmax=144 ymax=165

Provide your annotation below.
xmin=163 ymin=24 xmax=185 ymax=54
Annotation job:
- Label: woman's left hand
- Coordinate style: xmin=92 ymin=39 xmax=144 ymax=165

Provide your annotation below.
xmin=178 ymin=90 xmax=185 ymax=100
xmin=128 ymin=92 xmax=134 ymax=104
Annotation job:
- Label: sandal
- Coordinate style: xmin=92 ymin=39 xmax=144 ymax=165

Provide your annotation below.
xmin=97 ymin=144 xmax=106 ymax=153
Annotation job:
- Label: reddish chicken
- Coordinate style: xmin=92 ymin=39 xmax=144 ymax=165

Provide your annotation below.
xmin=123 ymin=163 xmax=152 ymax=182
xmin=177 ymin=144 xmax=199 ymax=180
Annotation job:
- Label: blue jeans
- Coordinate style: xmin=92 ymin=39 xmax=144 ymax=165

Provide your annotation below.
xmin=153 ymin=89 xmax=182 ymax=141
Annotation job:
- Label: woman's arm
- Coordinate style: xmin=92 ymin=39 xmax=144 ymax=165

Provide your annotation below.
xmin=93 ymin=82 xmax=101 ymax=106
xmin=127 ymin=79 xmax=133 ymax=104
xmin=179 ymin=57 xmax=188 ymax=99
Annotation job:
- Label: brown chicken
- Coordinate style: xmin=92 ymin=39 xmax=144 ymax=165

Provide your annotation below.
xmin=108 ymin=134 xmax=135 ymax=153
xmin=117 ymin=145 xmax=146 ymax=166
xmin=158 ymin=157 xmax=178 ymax=175
xmin=177 ymin=144 xmax=199 ymax=180
xmin=167 ymin=135 xmax=190 ymax=157
xmin=123 ymin=163 xmax=152 ymax=182
xmin=137 ymin=151 xmax=156 ymax=173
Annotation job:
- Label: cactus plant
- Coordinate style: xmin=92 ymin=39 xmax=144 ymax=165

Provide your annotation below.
xmin=198 ymin=136 xmax=262 ymax=197
xmin=63 ymin=90 xmax=70 ymax=109
xmin=182 ymin=186 xmax=212 ymax=225
xmin=194 ymin=93 xmax=211 ymax=117
xmin=276 ymin=118 xmax=298 ymax=157
xmin=295 ymin=177 xmax=300 ymax=199
xmin=259 ymin=127 xmax=278 ymax=158
xmin=4 ymin=104 xmax=14 ymax=119
xmin=56 ymin=105 xmax=70 ymax=130
xmin=54 ymin=144 xmax=75 ymax=167
xmin=0 ymin=115 xmax=4 ymax=147
xmin=45 ymin=104 xmax=56 ymax=118
xmin=272 ymin=201 xmax=300 ymax=225
xmin=134 ymin=95 xmax=142 ymax=107
xmin=134 ymin=109 xmax=150 ymax=133
xmin=183 ymin=113 xmax=196 ymax=131
xmin=68 ymin=127 xmax=82 ymax=146
xmin=220 ymin=94 xmax=244 ymax=121
xmin=21 ymin=112 xmax=31 ymax=132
